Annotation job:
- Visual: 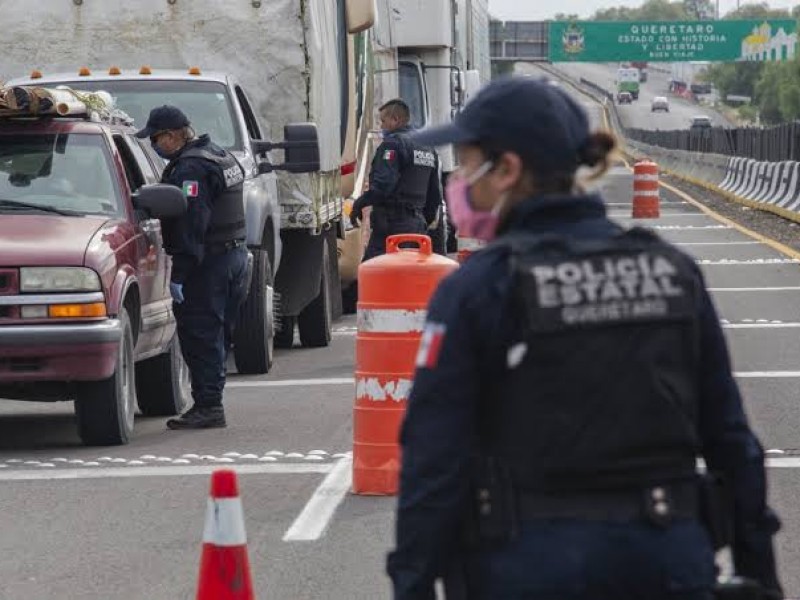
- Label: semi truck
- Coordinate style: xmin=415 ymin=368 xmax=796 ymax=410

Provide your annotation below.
xmin=616 ymin=67 xmax=641 ymax=101
xmin=1 ymin=0 xmax=377 ymax=373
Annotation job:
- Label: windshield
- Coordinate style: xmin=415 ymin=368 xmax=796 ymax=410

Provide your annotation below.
xmin=399 ymin=63 xmax=426 ymax=129
xmin=52 ymin=80 xmax=242 ymax=151
xmin=0 ymin=133 xmax=119 ymax=215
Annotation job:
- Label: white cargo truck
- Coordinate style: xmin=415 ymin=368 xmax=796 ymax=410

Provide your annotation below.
xmin=363 ymin=0 xmax=489 ymax=254
xmin=2 ymin=0 xmax=376 ymax=372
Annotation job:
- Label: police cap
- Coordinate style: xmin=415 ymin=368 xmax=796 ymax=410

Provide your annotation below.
xmin=135 ymin=105 xmax=191 ymax=139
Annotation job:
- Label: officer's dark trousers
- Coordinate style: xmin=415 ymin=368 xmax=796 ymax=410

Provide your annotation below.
xmin=364 ymin=206 xmax=427 ymax=262
xmin=458 ymin=519 xmax=716 ymax=600
xmin=173 ymin=246 xmax=248 ymax=408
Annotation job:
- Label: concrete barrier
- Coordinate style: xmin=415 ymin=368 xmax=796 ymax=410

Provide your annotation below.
xmin=776 ymin=163 xmax=800 ymax=208
xmin=753 ymin=162 xmax=777 ymax=202
xmin=762 ymin=161 xmax=789 ymax=204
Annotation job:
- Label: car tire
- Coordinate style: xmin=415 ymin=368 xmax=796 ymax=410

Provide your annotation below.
xmin=233 ymin=249 xmax=275 ymax=374
xmin=135 ymin=334 xmax=190 ymax=417
xmin=75 ymin=306 xmax=136 ymax=446
xmin=275 ymin=315 xmax=296 ymax=349
xmin=298 ymin=237 xmax=333 ymax=348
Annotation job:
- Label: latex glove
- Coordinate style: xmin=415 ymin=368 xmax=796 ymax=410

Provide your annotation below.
xmin=350 ymin=197 xmax=366 ymax=228
xmin=169 ymin=281 xmax=184 ymax=304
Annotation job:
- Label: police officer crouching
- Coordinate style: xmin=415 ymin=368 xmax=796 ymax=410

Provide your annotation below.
xmin=136 ymin=106 xmax=249 ymax=430
xmin=386 ymin=78 xmax=783 ymax=599
xmin=351 ymin=99 xmax=443 ymax=260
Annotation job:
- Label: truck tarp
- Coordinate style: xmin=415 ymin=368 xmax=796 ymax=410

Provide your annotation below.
xmin=0 ymin=0 xmax=344 ymax=208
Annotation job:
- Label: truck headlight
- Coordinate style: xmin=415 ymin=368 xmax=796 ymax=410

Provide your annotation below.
xmin=20 ymin=267 xmax=102 ymax=293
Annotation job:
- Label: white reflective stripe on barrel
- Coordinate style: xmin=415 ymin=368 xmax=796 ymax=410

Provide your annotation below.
xmin=357 ymin=309 xmax=427 ymax=333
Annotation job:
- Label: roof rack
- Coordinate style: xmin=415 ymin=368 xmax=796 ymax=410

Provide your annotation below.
xmin=0 ymin=85 xmax=134 ymax=127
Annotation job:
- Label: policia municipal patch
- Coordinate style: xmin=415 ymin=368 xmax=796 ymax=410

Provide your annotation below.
xmin=507 ymin=229 xmax=698 ymax=333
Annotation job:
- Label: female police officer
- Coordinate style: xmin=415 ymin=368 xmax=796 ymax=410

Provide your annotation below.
xmin=386 ymin=77 xmax=782 ymax=599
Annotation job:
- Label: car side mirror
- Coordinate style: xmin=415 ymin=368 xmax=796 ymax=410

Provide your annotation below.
xmin=133 ymin=184 xmax=187 ymax=219
xmin=253 ymin=123 xmax=321 ymax=175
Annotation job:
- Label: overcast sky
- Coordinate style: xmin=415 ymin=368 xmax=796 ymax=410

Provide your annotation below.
xmin=488 ymin=0 xmax=798 ymax=20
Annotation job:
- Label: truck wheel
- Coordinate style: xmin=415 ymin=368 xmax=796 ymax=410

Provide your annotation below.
xmin=75 ymin=306 xmax=136 ymax=446
xmin=233 ymin=249 xmax=275 ymax=374
xmin=135 ymin=334 xmax=190 ymax=417
xmin=298 ymin=238 xmax=333 ymax=348
xmin=275 ymin=315 xmax=296 ymax=348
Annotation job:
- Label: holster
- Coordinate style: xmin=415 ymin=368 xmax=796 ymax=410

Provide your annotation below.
xmin=465 ymin=456 xmax=519 ymax=547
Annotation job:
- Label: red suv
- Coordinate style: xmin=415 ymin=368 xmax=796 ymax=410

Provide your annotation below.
xmin=0 ymin=116 xmax=190 ymax=445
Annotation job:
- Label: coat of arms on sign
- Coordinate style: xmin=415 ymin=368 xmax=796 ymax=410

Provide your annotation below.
xmin=563 ymin=23 xmax=585 ymax=55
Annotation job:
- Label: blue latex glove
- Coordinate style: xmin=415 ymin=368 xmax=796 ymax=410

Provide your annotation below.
xmin=169 ymin=281 xmax=184 ymax=304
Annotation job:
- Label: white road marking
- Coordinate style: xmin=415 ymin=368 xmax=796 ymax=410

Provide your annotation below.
xmin=283 ymin=457 xmax=353 ymax=542
xmin=709 ymin=286 xmax=800 ymax=291
xmin=698 ymin=259 xmax=800 ymax=265
xmin=605 ymin=202 xmax=686 ymax=206
xmin=227 ymin=377 xmax=354 ymax=389
xmin=724 ymin=323 xmax=800 ymax=329
xmin=651 ymin=225 xmax=731 ymax=230
xmin=767 ymin=457 xmax=800 ymax=468
xmin=0 ymin=463 xmax=332 ymax=482
xmin=735 ymin=371 xmax=800 ymax=378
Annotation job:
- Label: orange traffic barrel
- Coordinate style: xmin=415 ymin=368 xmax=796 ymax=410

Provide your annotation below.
xmin=353 ymin=234 xmax=459 ymax=495
xmin=632 ymin=159 xmax=660 ymax=218
xmin=455 ymin=236 xmax=485 ymax=264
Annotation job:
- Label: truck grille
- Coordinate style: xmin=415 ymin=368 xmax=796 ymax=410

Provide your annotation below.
xmin=0 ymin=269 xmax=18 ymax=295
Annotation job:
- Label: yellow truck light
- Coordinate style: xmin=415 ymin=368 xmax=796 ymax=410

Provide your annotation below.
xmin=48 ymin=303 xmax=107 ymax=319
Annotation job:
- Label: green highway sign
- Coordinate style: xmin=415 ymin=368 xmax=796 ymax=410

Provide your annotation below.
xmin=550 ymin=19 xmax=798 ymax=62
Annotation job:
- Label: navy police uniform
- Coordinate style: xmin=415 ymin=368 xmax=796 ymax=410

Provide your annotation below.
xmin=352 ymin=125 xmax=442 ymax=260
xmin=136 ymin=106 xmax=248 ymax=425
xmin=386 ymin=78 xmax=782 ymax=599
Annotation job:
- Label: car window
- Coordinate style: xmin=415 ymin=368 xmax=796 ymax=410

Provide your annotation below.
xmin=123 ymin=135 xmax=160 ymax=185
xmin=48 ymin=80 xmax=243 ymax=151
xmin=0 ymin=132 xmax=119 ymax=215
xmin=113 ymin=134 xmax=146 ymax=193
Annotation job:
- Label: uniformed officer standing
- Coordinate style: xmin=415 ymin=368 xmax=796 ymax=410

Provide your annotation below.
xmin=136 ymin=105 xmax=249 ymax=430
xmin=386 ymin=78 xmax=783 ymax=599
xmin=351 ymin=99 xmax=443 ymax=260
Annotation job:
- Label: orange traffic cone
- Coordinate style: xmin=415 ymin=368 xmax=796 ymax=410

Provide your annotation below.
xmin=196 ymin=469 xmax=254 ymax=600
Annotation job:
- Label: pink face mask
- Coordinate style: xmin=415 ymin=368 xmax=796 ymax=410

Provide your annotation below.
xmin=445 ymin=161 xmax=503 ymax=242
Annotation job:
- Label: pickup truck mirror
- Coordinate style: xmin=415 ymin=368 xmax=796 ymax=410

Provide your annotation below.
xmin=133 ymin=184 xmax=187 ymax=219
xmin=254 ymin=122 xmax=321 ymax=175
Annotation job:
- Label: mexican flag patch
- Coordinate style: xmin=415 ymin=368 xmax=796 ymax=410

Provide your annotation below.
xmin=182 ymin=181 xmax=199 ymax=198
xmin=383 ymin=149 xmax=396 ymax=161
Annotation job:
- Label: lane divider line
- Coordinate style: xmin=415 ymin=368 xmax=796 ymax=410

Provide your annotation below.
xmin=283 ymin=457 xmax=353 ymax=542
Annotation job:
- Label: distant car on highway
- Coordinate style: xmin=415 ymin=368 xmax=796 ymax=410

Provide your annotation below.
xmin=0 ymin=106 xmax=191 ymax=446
xmin=690 ymin=115 xmax=713 ymax=131
xmin=651 ymin=96 xmax=670 ymax=112
xmin=617 ymin=91 xmax=633 ymax=105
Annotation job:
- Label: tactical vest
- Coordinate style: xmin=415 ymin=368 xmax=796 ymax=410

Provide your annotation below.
xmin=392 ymin=133 xmax=436 ymax=211
xmin=163 ymin=145 xmax=247 ymax=244
xmin=482 ymin=228 xmax=702 ymax=492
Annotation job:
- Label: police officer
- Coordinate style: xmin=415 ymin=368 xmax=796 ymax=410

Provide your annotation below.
xmin=386 ymin=78 xmax=783 ymax=599
xmin=136 ymin=105 xmax=249 ymax=430
xmin=351 ymin=99 xmax=443 ymax=260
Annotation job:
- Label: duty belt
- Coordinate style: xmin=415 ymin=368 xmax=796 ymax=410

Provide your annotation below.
xmin=205 ymin=239 xmax=246 ymax=255
xmin=516 ymin=481 xmax=699 ymax=524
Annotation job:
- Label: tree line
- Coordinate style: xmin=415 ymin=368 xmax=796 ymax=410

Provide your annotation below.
xmin=552 ymin=1 xmax=800 ymax=125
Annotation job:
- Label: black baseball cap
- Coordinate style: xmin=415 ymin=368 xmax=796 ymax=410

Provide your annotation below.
xmin=135 ymin=105 xmax=191 ymax=139
xmin=410 ymin=76 xmax=591 ymax=174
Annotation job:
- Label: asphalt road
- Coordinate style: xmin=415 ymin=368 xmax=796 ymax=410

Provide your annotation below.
xmin=538 ymin=61 xmax=731 ymax=131
xmin=1 ymin=94 xmax=799 ymax=599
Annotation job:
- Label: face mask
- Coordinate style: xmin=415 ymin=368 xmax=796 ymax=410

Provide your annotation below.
xmin=445 ymin=161 xmax=505 ymax=242
xmin=151 ymin=141 xmax=179 ymax=161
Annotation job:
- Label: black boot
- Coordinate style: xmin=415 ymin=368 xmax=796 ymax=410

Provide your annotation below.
xmin=167 ymin=406 xmax=227 ymax=430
